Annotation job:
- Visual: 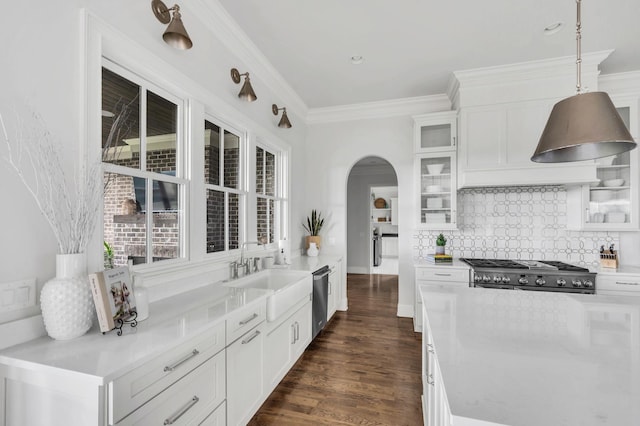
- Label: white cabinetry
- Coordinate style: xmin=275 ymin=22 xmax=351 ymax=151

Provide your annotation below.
xmin=414 ymin=111 xmax=457 ymax=153
xmin=390 ymin=197 xmax=398 ymax=225
xmin=597 ymin=268 xmax=640 ymax=297
xmin=414 ymin=263 xmax=469 ymax=332
xmin=264 ymin=298 xmax=312 ymax=393
xmin=226 ymin=322 xmax=265 ymax=426
xmin=327 ymin=261 xmax=342 ymax=321
xmin=567 ymin=102 xmax=639 ymax=231
xmin=421 ymin=314 xmax=452 ymax=426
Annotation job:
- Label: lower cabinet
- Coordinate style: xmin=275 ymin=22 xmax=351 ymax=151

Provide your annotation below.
xmin=226 ymin=322 xmax=265 ymax=426
xmin=414 ymin=264 xmax=469 ymax=332
xmin=422 ymin=304 xmax=452 ymax=426
xmin=327 ymin=264 xmax=338 ymax=321
xmin=264 ymin=298 xmax=312 ymax=392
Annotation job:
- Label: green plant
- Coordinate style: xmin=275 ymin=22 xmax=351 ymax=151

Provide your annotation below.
xmin=436 ymin=233 xmax=447 ymax=247
xmin=104 ymin=241 xmax=114 ymax=269
xmin=302 ymin=210 xmax=324 ymax=236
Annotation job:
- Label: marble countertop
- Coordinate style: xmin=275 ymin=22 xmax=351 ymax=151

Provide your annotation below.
xmin=0 ymin=283 xmax=270 ymax=385
xmin=274 ymin=254 xmax=342 ymax=273
xmin=414 ymin=258 xmax=471 ymax=269
xmin=420 ymin=285 xmax=640 ymax=425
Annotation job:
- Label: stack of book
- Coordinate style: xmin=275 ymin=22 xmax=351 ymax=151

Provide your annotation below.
xmin=426 ymin=253 xmax=453 ymax=263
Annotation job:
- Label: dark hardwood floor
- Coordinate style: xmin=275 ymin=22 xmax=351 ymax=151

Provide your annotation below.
xmin=248 ymin=273 xmax=423 ymax=425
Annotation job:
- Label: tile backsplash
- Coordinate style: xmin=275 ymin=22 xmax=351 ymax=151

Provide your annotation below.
xmin=413 ymin=186 xmax=618 ymax=268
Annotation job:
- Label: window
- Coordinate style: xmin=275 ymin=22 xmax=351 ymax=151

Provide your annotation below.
xmin=204 ymin=119 xmax=245 ymax=253
xmin=256 ymin=145 xmax=285 ymax=244
xmin=101 ymin=63 xmax=186 ymax=267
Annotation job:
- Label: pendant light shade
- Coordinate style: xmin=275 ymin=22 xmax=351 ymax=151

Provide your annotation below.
xmin=531 ymin=0 xmax=636 ymax=163
xmin=151 ymin=0 xmax=193 ymax=50
xmin=272 ymin=104 xmax=292 ymax=128
xmin=532 ymin=92 xmax=635 ymax=163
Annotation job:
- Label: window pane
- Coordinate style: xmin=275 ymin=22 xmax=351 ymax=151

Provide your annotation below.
xmin=206 ymin=190 xmax=225 ymax=253
xmin=265 ymin=150 xmax=275 ymax=196
xmin=152 ymin=180 xmax=181 ymax=262
xmin=224 ymin=130 xmax=240 ymax=189
xmin=146 ymin=91 xmax=177 ymax=174
xmin=257 ymin=197 xmax=267 ymax=243
xmin=229 ymin=193 xmax=240 ymax=250
xmin=101 ymin=68 xmax=140 ymax=166
xmin=256 ymin=147 xmax=264 ymax=194
xmin=103 ymin=171 xmax=147 ymax=267
xmin=205 ymin=120 xmax=220 ymax=186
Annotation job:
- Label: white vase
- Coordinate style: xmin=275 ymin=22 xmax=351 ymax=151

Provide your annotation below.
xmin=40 ymin=253 xmax=94 ymax=340
xmin=435 ymin=246 xmax=445 ymax=255
xmin=307 ymin=242 xmax=319 ymax=257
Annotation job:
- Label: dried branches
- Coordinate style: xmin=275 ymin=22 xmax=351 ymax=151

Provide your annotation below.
xmin=1 ymin=110 xmax=102 ymax=254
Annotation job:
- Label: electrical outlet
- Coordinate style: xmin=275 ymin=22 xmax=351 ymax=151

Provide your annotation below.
xmin=0 ymin=279 xmax=37 ymax=313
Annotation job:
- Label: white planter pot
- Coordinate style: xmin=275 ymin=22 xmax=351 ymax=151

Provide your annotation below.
xmin=435 ymin=246 xmax=445 ymax=255
xmin=40 ymin=253 xmax=94 ymax=340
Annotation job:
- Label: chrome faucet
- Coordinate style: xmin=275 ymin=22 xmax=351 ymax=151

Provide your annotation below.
xmin=240 ymin=241 xmax=262 ymax=265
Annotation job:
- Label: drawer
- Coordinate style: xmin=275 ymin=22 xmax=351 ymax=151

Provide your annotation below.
xmin=597 ymin=274 xmax=640 ymax=293
xmin=416 ymin=267 xmax=469 ymax=283
xmin=116 ymin=350 xmax=226 ymax=425
xmin=199 ymin=401 xmax=226 ymax=426
xmin=110 ymin=322 xmax=225 ymax=424
xmin=226 ymin=301 xmax=266 ymax=345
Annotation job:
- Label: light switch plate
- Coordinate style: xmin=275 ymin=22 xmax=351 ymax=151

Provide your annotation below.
xmin=0 ymin=279 xmax=37 ymax=313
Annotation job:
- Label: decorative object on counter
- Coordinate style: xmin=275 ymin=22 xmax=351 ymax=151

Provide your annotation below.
xmin=600 ymin=244 xmax=618 ymax=269
xmin=307 ymin=242 xmax=319 ymax=257
xmin=272 ymin=104 xmax=292 ymax=128
xmin=230 ymin=68 xmax=257 ymax=101
xmin=302 ymin=209 xmax=324 ymax=249
xmin=104 ymin=241 xmax=115 ymax=270
xmin=151 ymin=0 xmax=193 ymax=50
xmin=262 ymin=256 xmax=275 ymax=269
xmin=435 ymin=233 xmax=447 ymax=255
xmin=275 ymin=249 xmax=285 ymax=265
xmin=426 ymin=253 xmax=453 ymax=264
xmin=89 ymin=266 xmax=138 ymax=335
xmin=1 ymin=110 xmax=102 ymax=340
xmin=532 ymin=0 xmax=636 ymax=163
xmin=374 ymin=197 xmax=387 ymax=208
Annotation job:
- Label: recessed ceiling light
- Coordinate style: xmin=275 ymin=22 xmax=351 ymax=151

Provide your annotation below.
xmin=351 ymin=55 xmax=364 ymax=65
xmin=544 ymin=21 xmax=563 ymax=35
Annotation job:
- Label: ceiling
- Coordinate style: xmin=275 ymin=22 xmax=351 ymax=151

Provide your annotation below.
xmin=217 ymin=0 xmax=640 ymax=109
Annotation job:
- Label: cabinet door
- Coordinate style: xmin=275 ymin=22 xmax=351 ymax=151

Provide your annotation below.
xmin=417 ymin=153 xmax=457 ymax=229
xmin=226 ymin=323 xmax=265 ymax=426
xmin=414 ymin=111 xmax=457 ymax=153
xmin=263 ymin=316 xmax=293 ymax=392
xmin=291 ymin=300 xmax=312 ymax=360
xmin=327 ymin=268 xmax=337 ymax=320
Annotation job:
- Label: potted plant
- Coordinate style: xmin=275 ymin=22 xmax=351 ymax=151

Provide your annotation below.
xmin=435 ymin=233 xmax=447 ymax=255
xmin=302 ymin=209 xmax=324 ymax=249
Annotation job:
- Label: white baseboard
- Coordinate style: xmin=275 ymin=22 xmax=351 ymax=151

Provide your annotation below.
xmin=346 ymin=266 xmax=369 ymax=274
xmin=397 ymin=303 xmax=414 ymax=318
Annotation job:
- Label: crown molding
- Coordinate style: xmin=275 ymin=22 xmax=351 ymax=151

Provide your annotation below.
xmin=599 ymin=70 xmax=640 ymax=95
xmin=190 ymin=0 xmax=308 ymax=119
xmin=306 ymin=94 xmax=451 ymax=124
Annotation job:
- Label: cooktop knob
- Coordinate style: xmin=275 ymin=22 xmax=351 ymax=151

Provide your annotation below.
xmin=474 ymin=274 xmax=482 ymax=282
xmin=572 ymin=280 xmax=583 ymax=287
xmin=535 ymin=278 xmax=545 ymax=286
xmin=583 ymin=280 xmax=594 ymax=288
xmin=482 ymin=275 xmax=491 ymax=283
xmin=518 ymin=277 xmax=528 ymax=285
xmin=501 ymin=276 xmax=511 ymax=283
xmin=557 ymin=279 xmax=566 ymax=287
xmin=493 ymin=276 xmax=501 ymax=283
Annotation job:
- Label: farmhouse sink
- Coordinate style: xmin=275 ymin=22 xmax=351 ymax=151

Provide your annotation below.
xmin=223 ymin=269 xmax=312 ymax=321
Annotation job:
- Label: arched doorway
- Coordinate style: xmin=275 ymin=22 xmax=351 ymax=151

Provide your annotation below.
xmin=346 ymin=156 xmax=399 ymax=275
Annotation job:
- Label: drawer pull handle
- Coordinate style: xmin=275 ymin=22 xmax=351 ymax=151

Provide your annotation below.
xmin=164 ymin=396 xmax=199 ymax=425
xmin=164 ymin=349 xmax=200 ymax=372
xmin=616 ymin=281 xmax=639 ymax=286
xmin=239 ymin=313 xmax=259 ymax=325
xmin=434 ymin=273 xmax=452 ymax=277
xmin=242 ymin=330 xmax=261 ymax=345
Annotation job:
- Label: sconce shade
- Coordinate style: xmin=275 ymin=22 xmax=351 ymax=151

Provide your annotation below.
xmin=238 ymin=77 xmax=257 ymax=102
xmin=278 ymin=109 xmax=292 ymax=128
xmin=163 ymin=9 xmax=193 ymax=50
xmin=532 ymin=92 xmax=636 ymax=163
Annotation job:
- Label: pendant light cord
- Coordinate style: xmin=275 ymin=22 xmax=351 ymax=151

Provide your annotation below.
xmin=575 ymin=0 xmax=582 ymax=94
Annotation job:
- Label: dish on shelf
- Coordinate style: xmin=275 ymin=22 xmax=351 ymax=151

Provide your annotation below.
xmin=591 ymin=212 xmax=605 ymax=223
xmin=589 ymin=180 xmax=600 ymax=187
xmin=374 ymin=197 xmax=386 ymax=208
xmin=598 ymin=155 xmax=616 ymax=166
xmin=425 ymin=184 xmax=442 ymax=193
xmin=590 ymin=190 xmax=613 ymax=202
xmin=426 ymin=198 xmax=443 ymax=209
xmin=605 ymin=211 xmax=626 ymax=223
xmin=426 ymin=163 xmax=444 ymax=175
xmin=425 ymin=213 xmax=446 ymax=223
xmin=603 ymin=179 xmax=625 ymax=187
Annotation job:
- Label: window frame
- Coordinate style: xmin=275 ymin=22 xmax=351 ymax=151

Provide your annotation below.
xmin=254 ymin=139 xmax=288 ymax=247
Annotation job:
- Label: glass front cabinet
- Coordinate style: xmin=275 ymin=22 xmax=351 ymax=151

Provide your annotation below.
xmin=567 ymin=101 xmax=639 ymax=231
xmin=414 ymin=111 xmax=457 ymax=153
xmin=416 ymin=153 xmax=457 ymax=229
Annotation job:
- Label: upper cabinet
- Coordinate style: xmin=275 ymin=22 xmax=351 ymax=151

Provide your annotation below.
xmin=452 ymin=52 xmax=611 ymax=188
xmin=413 ymin=111 xmax=457 ymax=153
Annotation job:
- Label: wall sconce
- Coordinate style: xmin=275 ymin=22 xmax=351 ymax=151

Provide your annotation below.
xmin=230 ymin=68 xmax=257 ymax=101
xmin=272 ymin=104 xmax=292 ymax=128
xmin=151 ymin=0 xmax=193 ymax=50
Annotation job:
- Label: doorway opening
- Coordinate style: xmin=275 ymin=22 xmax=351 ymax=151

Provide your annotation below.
xmin=346 ymin=156 xmax=399 ymax=275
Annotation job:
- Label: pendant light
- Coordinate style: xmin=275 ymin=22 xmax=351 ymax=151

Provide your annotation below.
xmin=272 ymin=104 xmax=292 ymax=128
xmin=531 ymin=0 xmax=635 ymax=163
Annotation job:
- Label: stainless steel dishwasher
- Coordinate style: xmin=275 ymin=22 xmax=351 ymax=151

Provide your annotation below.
xmin=312 ymin=265 xmax=330 ymax=339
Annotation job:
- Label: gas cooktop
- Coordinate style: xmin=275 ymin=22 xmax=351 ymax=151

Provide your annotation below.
xmin=460 ymin=258 xmax=590 ymax=272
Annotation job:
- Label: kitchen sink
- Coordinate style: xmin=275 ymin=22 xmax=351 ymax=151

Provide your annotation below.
xmin=223 ymin=269 xmax=312 ymax=321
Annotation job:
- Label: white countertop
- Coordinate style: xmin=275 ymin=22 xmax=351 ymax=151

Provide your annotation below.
xmin=420 ymin=285 xmax=640 ymax=426
xmin=0 ymin=283 xmax=270 ymax=385
xmin=414 ymin=258 xmax=471 ymax=270
xmin=275 ymin=254 xmax=342 ymax=272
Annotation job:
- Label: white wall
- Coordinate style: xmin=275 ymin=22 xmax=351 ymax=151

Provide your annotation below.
xmin=346 ymin=168 xmax=397 ymax=273
xmin=0 ymin=1 xmax=308 ymax=345
xmin=305 ymin=117 xmax=417 ymax=316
